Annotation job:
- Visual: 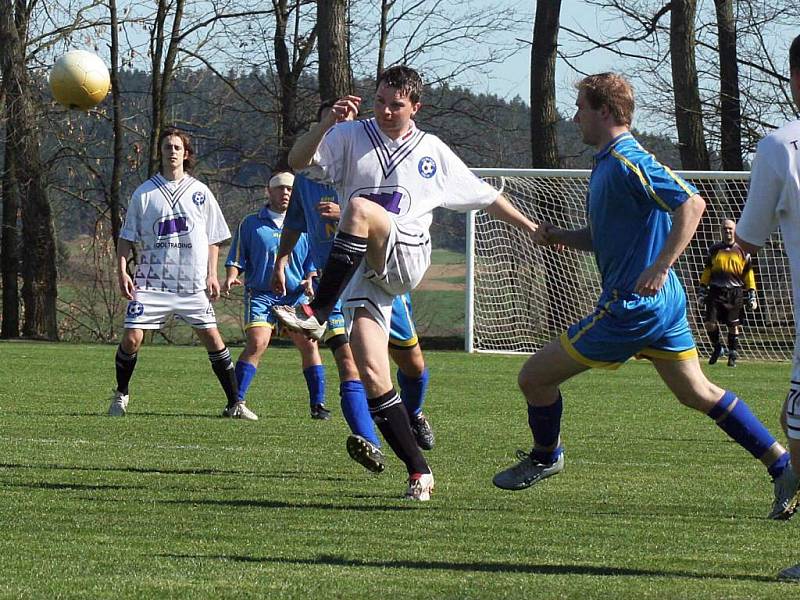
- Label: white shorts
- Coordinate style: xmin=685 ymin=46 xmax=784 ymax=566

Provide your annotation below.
xmin=124 ymin=289 xmax=217 ymax=330
xmin=341 ymin=220 xmax=430 ymax=334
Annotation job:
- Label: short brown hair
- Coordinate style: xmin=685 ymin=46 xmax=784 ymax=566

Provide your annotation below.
xmin=576 ymin=73 xmax=635 ymax=127
xmin=791 ymin=34 xmax=800 ymax=73
xmin=158 ymin=127 xmax=196 ymax=172
xmin=377 ymin=65 xmax=423 ymax=104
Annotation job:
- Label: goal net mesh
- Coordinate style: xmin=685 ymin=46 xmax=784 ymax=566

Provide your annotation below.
xmin=469 ymin=169 xmax=794 ymax=360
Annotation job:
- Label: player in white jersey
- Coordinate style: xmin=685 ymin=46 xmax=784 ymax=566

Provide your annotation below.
xmin=273 ymin=65 xmax=539 ymax=501
xmin=107 ymin=127 xmax=240 ymax=417
xmin=734 ymin=34 xmax=800 ymax=580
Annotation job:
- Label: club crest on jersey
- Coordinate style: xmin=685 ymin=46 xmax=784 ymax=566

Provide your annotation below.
xmin=192 ymin=191 xmax=206 ymax=206
xmin=126 ymin=301 xmax=144 ymax=317
xmin=354 ymin=186 xmax=411 ymax=216
xmin=154 ymin=213 xmax=193 ymax=238
xmin=418 ymin=156 xmax=436 ymax=178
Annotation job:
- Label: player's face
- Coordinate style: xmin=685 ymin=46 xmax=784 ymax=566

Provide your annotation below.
xmin=573 ymin=89 xmax=605 ymax=148
xmin=267 ymin=184 xmax=292 ymax=213
xmin=161 ymin=135 xmax=186 ymax=173
xmin=373 ymin=82 xmax=421 ymax=139
xmin=721 ymin=220 xmax=736 ymax=244
xmin=791 ymin=69 xmax=800 ymax=110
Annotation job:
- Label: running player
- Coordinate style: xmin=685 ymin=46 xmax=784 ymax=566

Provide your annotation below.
xmin=491 ymin=72 xmax=796 ymax=520
xmin=108 ymin=127 xmax=238 ymax=416
xmin=222 ymin=171 xmax=328 ymax=421
xmin=272 ymin=65 xmax=538 ymax=500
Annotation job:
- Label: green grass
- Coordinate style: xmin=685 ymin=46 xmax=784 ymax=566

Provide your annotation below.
xmin=1 ymin=342 xmax=797 ymax=598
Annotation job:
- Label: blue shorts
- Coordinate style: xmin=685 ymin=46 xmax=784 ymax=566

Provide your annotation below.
xmin=561 ymin=279 xmax=697 ymax=369
xmin=245 ymin=287 xmax=307 ymax=330
xmin=323 ymin=293 xmax=418 ymax=347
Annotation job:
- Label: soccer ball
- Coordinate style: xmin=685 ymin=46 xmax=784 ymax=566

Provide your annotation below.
xmin=49 ymin=50 xmax=110 ymax=110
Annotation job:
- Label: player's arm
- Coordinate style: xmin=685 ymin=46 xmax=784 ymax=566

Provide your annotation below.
xmin=271 ymin=227 xmax=302 ymax=295
xmin=116 ymin=238 xmax=136 ymax=300
xmin=635 ymin=193 xmax=706 ymax=296
xmin=207 ymin=244 xmax=221 ymax=300
xmin=484 ymin=194 xmax=538 ymax=237
xmin=288 ymin=96 xmax=361 ymax=170
xmin=540 ymin=225 xmax=593 ymax=250
xmin=222 ymin=266 xmax=242 ymax=295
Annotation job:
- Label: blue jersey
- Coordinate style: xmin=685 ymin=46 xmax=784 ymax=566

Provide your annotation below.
xmin=285 ymin=175 xmax=339 ymax=268
xmin=588 ymin=133 xmax=697 ymax=296
xmin=226 ymin=207 xmax=315 ymax=294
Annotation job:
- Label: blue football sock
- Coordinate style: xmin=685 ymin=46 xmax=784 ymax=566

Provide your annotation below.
xmin=398 ymin=367 xmax=430 ymax=417
xmin=303 ymin=365 xmax=326 ymax=407
xmin=234 ymin=360 xmax=257 ymax=402
xmin=528 ymin=393 xmax=563 ymax=457
xmin=708 ymin=390 xmax=779 ymax=465
xmin=340 ymin=380 xmax=380 ymax=446
xmin=768 ymin=452 xmax=790 ymax=479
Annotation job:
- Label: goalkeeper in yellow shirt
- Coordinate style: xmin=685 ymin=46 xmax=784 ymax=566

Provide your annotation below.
xmin=698 ymin=218 xmax=757 ymax=367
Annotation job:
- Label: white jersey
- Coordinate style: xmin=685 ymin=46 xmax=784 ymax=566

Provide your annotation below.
xmin=305 ymin=118 xmax=498 ymax=238
xmin=120 ymin=173 xmax=231 ymax=294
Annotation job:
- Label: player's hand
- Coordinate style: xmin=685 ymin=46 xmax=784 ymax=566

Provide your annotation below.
xmin=271 ymin=259 xmax=288 ymax=296
xmin=532 ymin=222 xmax=558 ymax=246
xmin=207 ymin=275 xmax=221 ymax=301
xmin=317 ymin=201 xmax=340 ymax=220
xmin=697 ymin=285 xmax=708 ymax=308
xmin=221 ymin=276 xmax=242 ymax=295
xmin=634 ymin=264 xmax=669 ymax=297
xmin=300 ymin=276 xmax=316 ymax=298
xmin=746 ymin=290 xmax=757 ymax=311
xmin=118 ymin=272 xmax=136 ymax=300
xmin=331 ymin=96 xmax=360 ymax=123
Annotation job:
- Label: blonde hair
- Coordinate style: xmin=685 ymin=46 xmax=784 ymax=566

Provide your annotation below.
xmin=576 ymin=73 xmax=635 ymax=127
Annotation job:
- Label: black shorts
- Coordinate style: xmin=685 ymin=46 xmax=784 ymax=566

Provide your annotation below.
xmin=705 ymin=287 xmax=745 ymax=326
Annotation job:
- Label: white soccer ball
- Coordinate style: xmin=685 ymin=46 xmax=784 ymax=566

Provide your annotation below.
xmin=49 ymin=50 xmax=110 ymax=110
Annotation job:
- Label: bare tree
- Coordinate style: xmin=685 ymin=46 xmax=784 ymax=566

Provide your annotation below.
xmin=713 ymin=0 xmax=743 ymax=170
xmin=317 ymin=0 xmax=353 ymax=101
xmin=0 ymin=0 xmax=58 ymax=339
xmin=670 ymin=0 xmax=710 ymax=169
xmin=530 ymin=0 xmax=561 ymax=169
xmin=1 ymin=121 xmax=20 ymax=338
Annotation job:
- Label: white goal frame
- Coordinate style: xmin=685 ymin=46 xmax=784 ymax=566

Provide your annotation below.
xmin=466 ymin=168 xmax=795 ymax=361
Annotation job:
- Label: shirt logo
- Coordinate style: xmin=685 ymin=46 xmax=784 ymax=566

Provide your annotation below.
xmin=418 ymin=157 xmax=437 ymax=178
xmin=127 ymin=301 xmax=144 ymax=317
xmin=192 ymin=191 xmax=206 ymax=206
xmin=154 ymin=213 xmax=193 ymax=238
xmin=353 ymin=186 xmax=411 ymax=216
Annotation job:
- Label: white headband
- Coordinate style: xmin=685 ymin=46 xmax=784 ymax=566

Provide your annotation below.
xmin=269 ymin=172 xmax=294 ymax=188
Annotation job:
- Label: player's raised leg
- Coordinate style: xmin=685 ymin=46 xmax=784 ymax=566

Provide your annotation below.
xmin=349 ymin=308 xmax=433 ymax=500
xmin=493 ymin=338 xmax=588 ymax=490
xmin=651 ymin=356 xmax=798 ymax=519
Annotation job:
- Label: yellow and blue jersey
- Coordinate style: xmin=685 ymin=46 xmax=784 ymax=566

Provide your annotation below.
xmin=285 ymin=175 xmax=338 ymax=269
xmin=588 ymin=132 xmax=697 ymax=297
xmin=226 ymin=206 xmax=315 ymax=294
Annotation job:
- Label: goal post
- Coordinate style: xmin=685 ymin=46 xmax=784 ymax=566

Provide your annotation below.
xmin=466 ymin=168 xmax=795 ymax=361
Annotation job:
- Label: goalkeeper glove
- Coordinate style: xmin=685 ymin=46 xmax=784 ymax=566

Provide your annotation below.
xmin=746 ymin=289 xmax=757 ymax=311
xmin=697 ymin=285 xmax=708 ymax=308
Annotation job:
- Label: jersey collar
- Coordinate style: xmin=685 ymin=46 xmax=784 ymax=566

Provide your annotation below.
xmin=595 ymin=132 xmax=634 ymax=160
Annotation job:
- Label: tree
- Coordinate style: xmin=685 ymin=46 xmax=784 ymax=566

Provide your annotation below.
xmin=317 ymin=0 xmax=353 ymax=101
xmin=0 ymin=0 xmax=59 ymax=339
xmin=669 ymin=0 xmax=710 ymax=169
xmin=530 ymin=0 xmax=561 ymax=169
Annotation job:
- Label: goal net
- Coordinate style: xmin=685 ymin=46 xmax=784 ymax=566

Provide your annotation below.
xmin=467 ymin=168 xmax=795 ymax=361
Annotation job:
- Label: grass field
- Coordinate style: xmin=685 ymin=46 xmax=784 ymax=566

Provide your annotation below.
xmin=1 ymin=341 xmax=798 ymax=599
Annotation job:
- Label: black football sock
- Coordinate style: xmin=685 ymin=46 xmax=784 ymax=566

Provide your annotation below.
xmin=208 ymin=347 xmax=239 ymax=408
xmin=727 ymin=332 xmax=739 ymax=354
xmin=115 ymin=346 xmax=138 ymax=395
xmin=309 ymin=231 xmax=367 ymax=322
xmin=708 ymin=328 xmax=721 ymax=349
xmin=369 ymin=389 xmax=430 ymax=475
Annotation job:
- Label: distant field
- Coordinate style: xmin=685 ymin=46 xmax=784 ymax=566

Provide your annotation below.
xmin=1 ymin=341 xmax=797 ymax=599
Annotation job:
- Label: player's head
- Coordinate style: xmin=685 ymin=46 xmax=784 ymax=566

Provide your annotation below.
xmin=573 ymin=73 xmax=634 ymax=146
xmin=158 ymin=127 xmax=195 ymax=175
xmin=374 ymin=65 xmax=422 ymax=139
xmin=721 ymin=218 xmax=736 ymax=244
xmin=790 ymin=34 xmax=800 ymax=108
xmin=267 ymin=171 xmax=294 ymax=213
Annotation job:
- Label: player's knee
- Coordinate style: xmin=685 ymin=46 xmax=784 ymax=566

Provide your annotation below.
xmin=121 ymin=329 xmax=143 ymax=353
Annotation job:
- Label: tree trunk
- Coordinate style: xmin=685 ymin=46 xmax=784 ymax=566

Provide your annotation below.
xmin=317 ymin=0 xmax=352 ymax=101
xmin=0 ymin=0 xmax=59 ymax=340
xmin=670 ymin=0 xmax=710 ymax=170
xmin=1 ymin=122 xmax=20 ymax=338
xmin=714 ymin=0 xmax=743 ymax=170
xmin=109 ymin=0 xmax=124 ymax=244
xmin=530 ymin=0 xmax=561 ymax=169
